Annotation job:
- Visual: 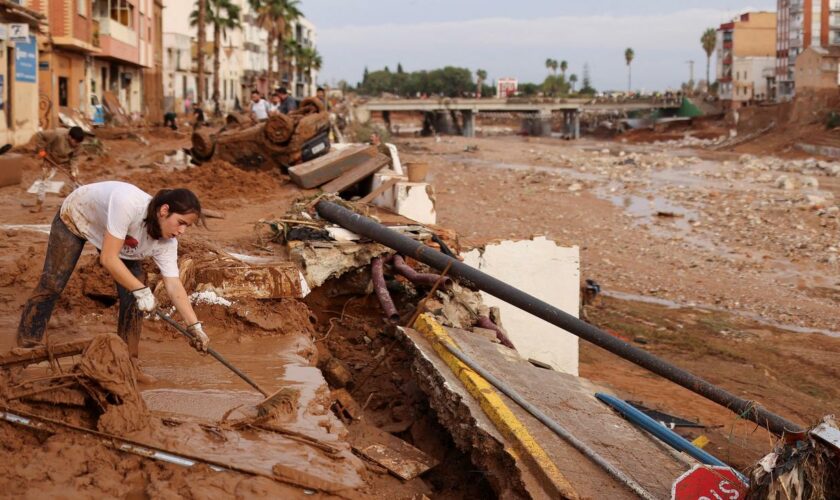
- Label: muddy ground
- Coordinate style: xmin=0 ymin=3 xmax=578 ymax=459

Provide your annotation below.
xmin=0 ymin=119 xmax=838 ymax=495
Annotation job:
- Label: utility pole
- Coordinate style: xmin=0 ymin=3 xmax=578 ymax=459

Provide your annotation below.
xmin=686 ymin=60 xmax=695 ymax=85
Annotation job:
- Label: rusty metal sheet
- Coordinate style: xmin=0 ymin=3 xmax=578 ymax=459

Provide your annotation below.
xmin=350 ymin=422 xmax=438 ymax=480
xmin=194 ymin=262 xmax=308 ymax=299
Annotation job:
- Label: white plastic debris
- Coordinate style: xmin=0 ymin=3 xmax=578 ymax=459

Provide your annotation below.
xmin=190 ymin=290 xmax=232 ymax=307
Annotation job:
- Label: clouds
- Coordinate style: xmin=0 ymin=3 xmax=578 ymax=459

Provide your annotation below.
xmin=316 ymin=7 xmax=771 ymax=91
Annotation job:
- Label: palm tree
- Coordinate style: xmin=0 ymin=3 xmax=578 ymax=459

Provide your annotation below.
xmin=196 ymin=0 xmax=206 ymax=104
xmin=296 ymin=46 xmax=322 ymax=94
xmin=701 ymin=28 xmax=717 ymax=92
xmin=276 ymin=0 xmax=302 ymax=87
xmin=191 ymin=0 xmax=241 ymax=114
xmin=569 ymin=74 xmax=578 ymax=92
xmin=624 ymin=47 xmax=634 ymax=92
xmin=545 ymin=58 xmax=558 ymax=75
xmin=476 ymin=69 xmax=487 ymax=98
xmin=560 ymin=60 xmax=568 ymax=78
xmin=249 ymin=0 xmax=302 ymax=88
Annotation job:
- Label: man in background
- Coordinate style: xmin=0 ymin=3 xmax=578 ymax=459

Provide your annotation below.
xmin=277 ymin=87 xmax=298 ymax=115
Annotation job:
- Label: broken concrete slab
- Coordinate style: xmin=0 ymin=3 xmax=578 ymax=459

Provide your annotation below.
xmin=288 ymin=240 xmax=392 ymax=289
xmin=288 ymin=144 xmax=378 ymax=189
xmin=400 ymin=322 xmax=691 ymax=499
xmin=349 ymin=422 xmax=439 ymax=480
xmin=463 ymin=237 xmax=580 ymax=375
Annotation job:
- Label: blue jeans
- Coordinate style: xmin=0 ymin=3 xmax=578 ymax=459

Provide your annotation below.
xmin=17 ymin=212 xmax=145 ymax=356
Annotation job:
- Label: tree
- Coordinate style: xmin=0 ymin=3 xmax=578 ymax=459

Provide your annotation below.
xmin=701 ymin=28 xmax=717 ymax=93
xmin=545 ymin=58 xmax=558 ymax=75
xmin=560 ymin=60 xmax=568 ymax=78
xmin=196 ymin=0 xmax=206 ymax=104
xmin=397 ymin=63 xmax=404 ymax=74
xmin=275 ymin=0 xmax=302 ymax=87
xmin=579 ymin=63 xmax=596 ymax=95
xmin=191 ymin=0 xmax=241 ymax=114
xmin=363 ymin=66 xmax=369 ymax=83
xmin=569 ymin=74 xmax=578 ymax=92
xmin=297 ymin=46 xmax=322 ymax=92
xmin=542 ymin=74 xmax=570 ymax=97
xmin=624 ymin=47 xmax=634 ymax=92
xmin=476 ymin=69 xmax=487 ymax=98
xmin=248 ymin=0 xmax=302 ymax=88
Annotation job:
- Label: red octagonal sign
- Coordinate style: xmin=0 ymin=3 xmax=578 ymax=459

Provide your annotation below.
xmin=672 ymin=465 xmax=748 ymax=500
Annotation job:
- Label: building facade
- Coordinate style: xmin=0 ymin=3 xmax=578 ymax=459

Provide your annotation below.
xmin=795 ymin=45 xmax=840 ymax=89
xmin=717 ymin=12 xmax=777 ymax=106
xmin=776 ymin=0 xmax=840 ymax=99
xmin=0 ymin=2 xmax=44 ymax=145
xmin=163 ymin=0 xmax=318 ymax=115
xmin=91 ymin=0 xmax=156 ymax=115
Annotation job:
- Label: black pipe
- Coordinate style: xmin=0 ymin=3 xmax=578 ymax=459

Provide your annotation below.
xmin=316 ymin=200 xmax=802 ymax=436
xmin=392 ymin=255 xmax=453 ymax=290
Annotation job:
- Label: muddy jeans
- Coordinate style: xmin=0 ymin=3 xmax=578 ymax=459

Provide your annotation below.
xmin=17 ymin=212 xmax=145 ymax=356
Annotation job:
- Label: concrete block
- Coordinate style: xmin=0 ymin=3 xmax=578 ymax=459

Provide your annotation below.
xmin=394 ymin=182 xmax=436 ymax=225
xmin=463 ymin=237 xmax=580 ymax=375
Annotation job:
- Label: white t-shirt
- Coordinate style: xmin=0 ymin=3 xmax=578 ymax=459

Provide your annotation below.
xmin=251 ymin=99 xmax=271 ymax=120
xmin=60 ymin=181 xmax=180 ymax=278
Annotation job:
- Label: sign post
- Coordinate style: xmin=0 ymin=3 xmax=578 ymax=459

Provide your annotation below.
xmin=671 ymin=465 xmax=748 ymax=500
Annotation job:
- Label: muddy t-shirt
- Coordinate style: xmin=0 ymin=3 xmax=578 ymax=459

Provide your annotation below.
xmin=60 ymin=181 xmax=179 ymax=277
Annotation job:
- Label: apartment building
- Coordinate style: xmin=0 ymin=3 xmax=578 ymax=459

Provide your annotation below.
xmin=717 ymin=12 xmax=777 ymax=107
xmin=0 ymin=1 xmax=44 ymax=145
xmin=164 ymin=0 xmax=318 ymax=114
xmin=776 ymin=0 xmax=840 ymax=98
xmin=91 ymin=0 xmax=156 ymax=115
xmin=30 ymin=0 xmax=98 ymax=128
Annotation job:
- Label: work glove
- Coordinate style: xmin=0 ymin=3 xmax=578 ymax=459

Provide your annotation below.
xmin=187 ymin=322 xmax=210 ymax=352
xmin=131 ymin=286 xmax=156 ymax=312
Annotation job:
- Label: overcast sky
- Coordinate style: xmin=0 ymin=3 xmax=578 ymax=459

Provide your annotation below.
xmin=302 ymin=0 xmax=776 ymax=91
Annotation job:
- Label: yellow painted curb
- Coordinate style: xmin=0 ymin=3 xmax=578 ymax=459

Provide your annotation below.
xmin=413 ymin=314 xmax=579 ymax=500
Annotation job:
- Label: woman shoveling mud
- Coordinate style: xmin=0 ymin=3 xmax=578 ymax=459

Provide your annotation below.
xmin=16 ymin=181 xmax=211 ymax=381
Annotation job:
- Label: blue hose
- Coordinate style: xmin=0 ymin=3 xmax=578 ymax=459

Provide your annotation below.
xmin=595 ymin=392 xmax=749 ymax=485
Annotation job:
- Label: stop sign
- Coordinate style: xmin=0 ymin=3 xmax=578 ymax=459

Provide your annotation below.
xmin=672 ymin=465 xmax=748 ymax=500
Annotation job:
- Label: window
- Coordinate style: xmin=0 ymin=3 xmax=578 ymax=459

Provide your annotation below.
xmin=78 ymin=0 xmax=87 ymax=16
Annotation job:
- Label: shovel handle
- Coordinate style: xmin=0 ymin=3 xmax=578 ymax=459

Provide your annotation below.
xmin=154 ymin=309 xmax=269 ymax=396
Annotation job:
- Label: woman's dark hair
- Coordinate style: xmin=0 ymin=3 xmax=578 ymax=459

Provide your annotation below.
xmin=144 ymin=188 xmax=203 ymax=239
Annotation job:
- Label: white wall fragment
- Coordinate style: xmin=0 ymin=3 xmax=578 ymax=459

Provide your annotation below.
xmin=463 ymin=237 xmax=580 ymax=375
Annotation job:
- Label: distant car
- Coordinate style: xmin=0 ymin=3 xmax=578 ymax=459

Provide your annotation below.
xmin=90 ymin=94 xmax=105 ymax=126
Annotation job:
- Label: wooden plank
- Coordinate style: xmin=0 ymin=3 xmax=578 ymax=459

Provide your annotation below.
xmin=0 ymin=339 xmax=92 ymax=368
xmin=359 ymin=177 xmax=399 ymax=204
xmin=320 ymin=154 xmax=390 ymax=194
xmin=349 ymin=422 xmax=438 ymax=480
xmin=288 ymin=144 xmax=377 ymax=189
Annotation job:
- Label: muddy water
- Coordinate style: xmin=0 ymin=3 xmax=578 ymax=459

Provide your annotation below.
xmin=605 ymin=290 xmax=840 ymax=338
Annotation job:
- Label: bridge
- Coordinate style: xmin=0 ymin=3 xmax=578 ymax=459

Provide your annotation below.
xmin=354 ymin=98 xmax=681 ymax=138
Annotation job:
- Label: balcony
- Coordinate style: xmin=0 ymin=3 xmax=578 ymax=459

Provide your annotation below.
xmin=96 ymin=17 xmax=137 ymax=47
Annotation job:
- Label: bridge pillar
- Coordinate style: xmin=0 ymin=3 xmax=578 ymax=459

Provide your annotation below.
xmin=573 ymin=110 xmax=580 ymax=140
xmin=462 ymin=110 xmax=476 ymax=137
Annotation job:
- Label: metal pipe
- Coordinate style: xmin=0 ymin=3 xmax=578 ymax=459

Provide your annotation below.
xmin=371 ymin=256 xmax=400 ymax=323
xmin=392 ymin=254 xmax=453 ymax=290
xmin=595 ymin=393 xmax=750 ymax=485
xmin=436 ymin=339 xmax=656 ymax=500
xmin=316 ymin=200 xmax=802 ymax=436
xmin=476 ymin=316 xmax=516 ymax=350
